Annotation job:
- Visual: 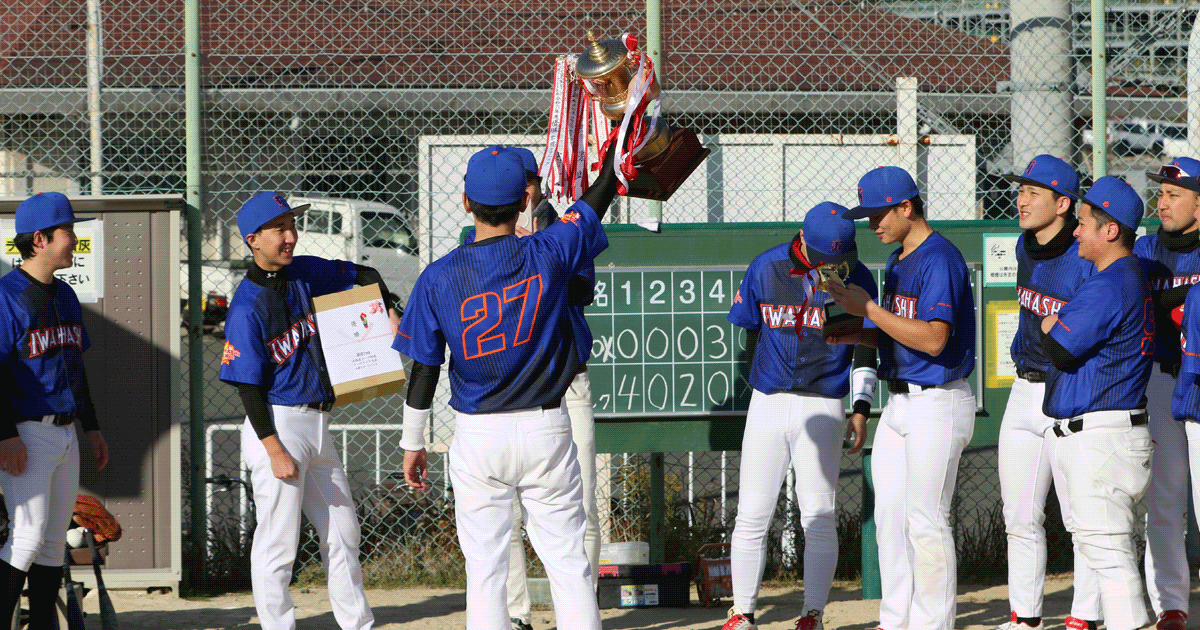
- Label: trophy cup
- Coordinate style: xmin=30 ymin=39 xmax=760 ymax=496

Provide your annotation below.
xmin=572 ymin=32 xmax=709 ymax=202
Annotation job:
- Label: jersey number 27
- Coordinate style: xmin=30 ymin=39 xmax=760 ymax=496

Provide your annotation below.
xmin=461 ymin=275 xmax=543 ymax=359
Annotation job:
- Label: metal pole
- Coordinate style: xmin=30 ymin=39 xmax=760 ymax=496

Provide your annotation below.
xmin=1187 ymin=10 xmax=1200 ymax=158
xmin=649 ymin=452 xmax=665 ymax=563
xmin=185 ymin=0 xmax=207 ymax=581
xmin=1009 ymin=0 xmax=1073 ymax=171
xmin=896 ymin=78 xmax=919 ymax=175
xmin=861 ymin=450 xmax=881 ymax=599
xmin=85 ymin=0 xmax=103 ymax=195
xmin=1091 ymin=0 xmax=1107 ymax=178
xmin=643 ymin=0 xmax=663 ymax=232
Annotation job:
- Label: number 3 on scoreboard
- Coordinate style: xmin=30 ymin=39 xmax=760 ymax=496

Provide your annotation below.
xmin=460 ymin=275 xmax=544 ymax=359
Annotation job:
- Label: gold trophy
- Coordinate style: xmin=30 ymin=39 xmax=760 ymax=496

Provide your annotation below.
xmin=573 ymin=32 xmax=709 ymax=201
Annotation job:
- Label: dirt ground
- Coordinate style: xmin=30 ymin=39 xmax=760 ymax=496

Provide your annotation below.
xmin=77 ymin=575 xmax=1199 ymax=629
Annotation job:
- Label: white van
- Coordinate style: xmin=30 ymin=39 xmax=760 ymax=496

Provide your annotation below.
xmin=288 ymin=195 xmax=420 ymax=309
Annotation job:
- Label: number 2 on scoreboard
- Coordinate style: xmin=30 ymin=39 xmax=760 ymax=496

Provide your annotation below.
xmin=460 ymin=275 xmax=543 ymax=359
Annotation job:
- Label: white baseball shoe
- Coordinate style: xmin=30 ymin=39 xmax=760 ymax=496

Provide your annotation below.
xmin=794 ymin=608 xmax=823 ymax=630
xmin=996 ymin=611 xmax=1043 ymax=629
xmin=721 ymin=606 xmax=755 ymax=630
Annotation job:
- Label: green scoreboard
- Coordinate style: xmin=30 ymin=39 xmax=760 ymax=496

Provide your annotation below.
xmin=586 ymin=267 xmax=751 ymax=416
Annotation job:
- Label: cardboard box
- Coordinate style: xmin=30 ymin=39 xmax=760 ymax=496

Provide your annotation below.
xmin=312 ymin=284 xmax=407 ymax=406
xmin=599 ymin=541 xmax=649 ymax=565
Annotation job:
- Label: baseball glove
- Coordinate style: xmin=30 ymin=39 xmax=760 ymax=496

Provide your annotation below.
xmin=73 ymin=495 xmax=122 ymax=543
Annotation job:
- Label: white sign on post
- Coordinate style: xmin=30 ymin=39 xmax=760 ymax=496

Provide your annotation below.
xmin=0 ymin=219 xmax=105 ymax=303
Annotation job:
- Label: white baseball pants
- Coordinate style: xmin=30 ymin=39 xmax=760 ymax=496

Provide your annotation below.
xmin=997 ymin=376 xmax=1101 ymax=620
xmin=507 ymin=370 xmax=600 ymax=624
xmin=242 ymin=405 xmax=373 ymax=630
xmin=730 ymin=389 xmax=843 ymax=614
xmin=872 ymin=379 xmax=974 ymax=630
xmin=449 ymin=403 xmax=600 ymax=630
xmin=1143 ymin=370 xmax=1191 ymax=616
xmin=0 ymin=420 xmax=79 ymax=570
xmin=1051 ymin=419 xmax=1152 ymax=630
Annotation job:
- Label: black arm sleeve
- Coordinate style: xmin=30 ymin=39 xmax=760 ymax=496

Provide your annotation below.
xmin=1042 ymin=329 xmax=1085 ymax=371
xmin=743 ymin=329 xmax=760 ymax=374
xmin=0 ymin=363 xmax=13 ymax=441
xmin=354 ymin=264 xmax=400 ymax=315
xmin=853 ymin=344 xmax=877 ymax=371
xmin=405 ymin=361 xmax=441 ymax=410
xmin=579 ymin=149 xmax=620 ymax=222
xmin=1160 ymin=284 xmax=1191 ymax=313
xmin=567 ymin=275 xmax=594 ymax=306
xmin=237 ymin=383 xmax=277 ymax=440
xmin=78 ymin=368 xmax=99 ymax=433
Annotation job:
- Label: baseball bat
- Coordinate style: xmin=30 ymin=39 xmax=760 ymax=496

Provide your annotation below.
xmin=62 ymin=550 xmax=86 ymax=630
xmin=86 ymin=532 xmax=118 ymax=629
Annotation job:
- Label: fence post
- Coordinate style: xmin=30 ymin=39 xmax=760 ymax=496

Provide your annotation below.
xmin=650 ymin=452 xmax=665 ymax=563
xmin=861 ymin=449 xmax=881 ymax=599
xmin=1090 ymin=0 xmax=1107 ymax=177
xmin=185 ymin=0 xmax=207 ymax=583
xmin=896 ymin=77 xmax=918 ymax=177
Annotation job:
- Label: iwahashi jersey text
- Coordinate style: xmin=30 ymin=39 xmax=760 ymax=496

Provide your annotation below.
xmin=1016 ymin=286 xmax=1067 ymax=318
xmin=881 ymin=293 xmax=918 ymax=319
xmin=1150 ymin=273 xmax=1200 ymax=291
xmin=26 ymin=324 xmax=84 ymax=358
xmin=759 ymin=303 xmax=824 ymax=330
xmin=267 ymin=313 xmax=318 ymax=365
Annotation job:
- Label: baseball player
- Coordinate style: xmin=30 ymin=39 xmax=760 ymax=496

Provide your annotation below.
xmin=828 ymin=166 xmax=976 ymax=630
xmin=1135 ymin=157 xmax=1200 ymax=630
xmin=465 ymin=147 xmax=602 ymax=630
xmin=219 ymin=191 xmax=401 ymax=630
xmin=996 ymin=155 xmax=1102 ymax=630
xmin=721 ymin=202 xmax=877 ymax=630
xmin=0 ymin=192 xmax=109 ymax=628
xmin=1040 ymin=176 xmax=1154 ymax=630
xmin=396 ymin=145 xmax=619 ymax=630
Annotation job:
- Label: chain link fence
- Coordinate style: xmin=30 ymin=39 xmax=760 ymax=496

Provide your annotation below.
xmin=2 ymin=0 xmax=1190 ymax=589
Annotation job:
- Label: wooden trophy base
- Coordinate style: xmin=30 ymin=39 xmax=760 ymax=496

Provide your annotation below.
xmin=624 ymin=127 xmax=710 ymax=202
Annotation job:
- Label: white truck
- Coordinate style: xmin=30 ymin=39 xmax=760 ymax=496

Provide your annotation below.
xmin=182 ymin=195 xmax=420 ymax=334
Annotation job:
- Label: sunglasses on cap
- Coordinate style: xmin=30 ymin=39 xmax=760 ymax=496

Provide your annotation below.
xmin=1158 ymin=164 xmax=1192 ymax=180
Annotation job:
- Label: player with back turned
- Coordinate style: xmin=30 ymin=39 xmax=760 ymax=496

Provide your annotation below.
xmin=1134 ymin=157 xmax=1200 ymax=630
xmin=219 ymin=191 xmax=402 ymax=630
xmin=1040 ymin=176 xmax=1154 ymax=630
xmin=721 ymin=202 xmax=877 ymax=630
xmin=0 ymin=192 xmax=109 ymax=628
xmin=827 ymin=166 xmax=976 ymax=630
xmin=395 ymin=145 xmax=621 ymax=630
xmin=995 ymin=155 xmax=1102 ymax=630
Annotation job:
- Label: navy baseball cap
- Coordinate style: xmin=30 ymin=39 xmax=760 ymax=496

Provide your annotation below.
xmin=844 ymin=166 xmax=920 ymax=220
xmin=15 ymin=192 xmax=95 ymax=234
xmin=790 ymin=202 xmax=858 ymax=270
xmin=1147 ymin=157 xmax=1200 ymax=193
xmin=237 ymin=191 xmax=310 ymax=242
xmin=1002 ymin=154 xmax=1080 ymax=199
xmin=1080 ymin=176 xmax=1145 ymax=231
xmin=510 ymin=147 xmax=540 ymax=178
xmin=464 ymin=146 xmax=527 ymax=206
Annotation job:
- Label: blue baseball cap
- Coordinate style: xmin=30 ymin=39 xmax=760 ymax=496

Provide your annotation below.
xmin=237 ymin=191 xmax=310 ymax=242
xmin=464 ymin=146 xmax=527 ymax=206
xmin=1147 ymin=157 xmax=1200 ymax=193
xmin=510 ymin=147 xmax=540 ymax=178
xmin=15 ymin=192 xmax=95 ymax=234
xmin=844 ymin=166 xmax=920 ymax=220
xmin=1080 ymin=176 xmax=1145 ymax=231
xmin=790 ymin=202 xmax=858 ymax=271
xmin=1002 ymin=154 xmax=1080 ymax=199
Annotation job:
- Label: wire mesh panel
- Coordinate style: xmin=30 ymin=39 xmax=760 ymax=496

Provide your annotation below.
xmin=1 ymin=0 xmax=1189 ymax=588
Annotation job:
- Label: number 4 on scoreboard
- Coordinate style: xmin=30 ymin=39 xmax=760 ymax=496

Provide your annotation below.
xmin=617 ymin=374 xmax=640 ymax=410
xmin=709 ymin=278 xmax=725 ymax=303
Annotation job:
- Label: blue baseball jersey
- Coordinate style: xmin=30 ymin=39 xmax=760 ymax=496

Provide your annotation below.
xmin=465 ymin=226 xmax=596 ymax=366
xmin=876 ymin=232 xmax=975 ymax=385
xmin=393 ymin=200 xmax=607 ymax=413
xmin=1134 ymin=233 xmax=1200 ymax=365
xmin=728 ymin=243 xmax=877 ymax=398
xmin=219 ymin=256 xmax=357 ymax=405
xmin=1173 ymin=284 xmax=1200 ymax=420
xmin=1044 ymin=255 xmax=1154 ymax=419
xmin=0 ymin=269 xmax=90 ymax=418
xmin=1012 ymin=236 xmax=1095 ymax=372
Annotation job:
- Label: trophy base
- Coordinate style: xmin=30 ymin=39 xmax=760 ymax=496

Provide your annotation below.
xmin=624 ymin=128 xmax=710 ymax=202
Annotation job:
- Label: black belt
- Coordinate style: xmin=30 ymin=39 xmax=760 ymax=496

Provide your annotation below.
xmin=1017 ymin=368 xmax=1046 ymax=383
xmin=20 ymin=413 xmax=76 ymax=427
xmin=541 ymin=399 xmax=562 ymax=410
xmin=886 ymin=380 xmax=936 ymax=395
xmin=1162 ymin=363 xmax=1182 ymax=379
xmin=1053 ymin=410 xmax=1148 ymax=437
xmin=306 ymin=401 xmax=334 ymax=412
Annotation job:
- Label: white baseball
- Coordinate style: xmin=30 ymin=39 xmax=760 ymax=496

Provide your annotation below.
xmin=66 ymin=528 xmax=86 ymax=548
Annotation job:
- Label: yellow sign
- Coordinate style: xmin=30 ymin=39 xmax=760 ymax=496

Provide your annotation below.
xmin=986 ymin=300 xmax=1020 ymax=389
xmin=4 ymin=237 xmax=90 ymax=255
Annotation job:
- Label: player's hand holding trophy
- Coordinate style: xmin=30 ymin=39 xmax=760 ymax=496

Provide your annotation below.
xmin=540 ymin=32 xmax=709 ymax=205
